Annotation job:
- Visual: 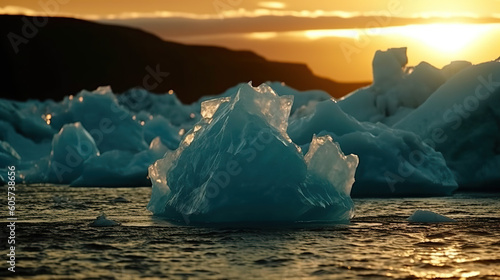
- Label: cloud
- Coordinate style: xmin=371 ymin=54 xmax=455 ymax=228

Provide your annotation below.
xmin=93 ymin=9 xmax=362 ymax=20
xmin=0 ymin=5 xmax=38 ymax=16
xmin=2 ymin=5 xmax=499 ymax=42
xmin=258 ymin=2 xmax=287 ymax=9
xmin=95 ymin=14 xmax=500 ymax=41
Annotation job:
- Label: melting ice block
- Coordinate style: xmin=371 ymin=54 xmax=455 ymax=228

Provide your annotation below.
xmin=408 ymin=210 xmax=456 ymax=223
xmin=148 ymin=83 xmax=358 ymax=223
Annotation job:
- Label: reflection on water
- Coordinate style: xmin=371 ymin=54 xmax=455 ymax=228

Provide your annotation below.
xmin=0 ymin=185 xmax=499 ymax=279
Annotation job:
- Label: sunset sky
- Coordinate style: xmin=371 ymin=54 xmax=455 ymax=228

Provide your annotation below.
xmin=2 ymin=0 xmax=500 ymax=82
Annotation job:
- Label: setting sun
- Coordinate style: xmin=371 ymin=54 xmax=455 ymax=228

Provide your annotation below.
xmin=383 ymin=23 xmax=495 ymax=53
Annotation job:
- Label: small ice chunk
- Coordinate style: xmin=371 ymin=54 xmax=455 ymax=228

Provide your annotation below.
xmin=89 ymin=213 xmax=120 ymax=227
xmin=408 ymin=210 xmax=456 ymax=223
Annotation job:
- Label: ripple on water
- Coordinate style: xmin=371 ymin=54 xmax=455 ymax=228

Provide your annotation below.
xmin=3 ymin=186 xmax=500 ymax=280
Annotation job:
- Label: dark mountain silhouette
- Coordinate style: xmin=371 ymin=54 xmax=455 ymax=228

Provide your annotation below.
xmin=0 ymin=15 xmax=368 ymax=103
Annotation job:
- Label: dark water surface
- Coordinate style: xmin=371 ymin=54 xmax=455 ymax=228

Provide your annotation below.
xmin=1 ymin=185 xmax=499 ymax=279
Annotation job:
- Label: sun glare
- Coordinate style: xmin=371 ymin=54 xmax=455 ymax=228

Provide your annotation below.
xmin=304 ymin=29 xmax=361 ymax=40
xmin=384 ymin=23 xmax=494 ymax=53
xmin=300 ymin=23 xmax=495 ymax=55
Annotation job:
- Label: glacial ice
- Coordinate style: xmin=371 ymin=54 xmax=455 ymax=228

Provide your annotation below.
xmin=288 ymin=99 xmax=457 ymax=196
xmin=147 ymin=83 xmax=358 ymax=223
xmin=395 ymin=62 xmax=500 ymax=189
xmin=0 ymin=47 xmax=498 ymax=196
xmin=199 ymin=81 xmax=331 ymax=116
xmin=408 ymin=210 xmax=456 ymax=223
xmin=118 ymin=87 xmax=199 ymax=127
xmin=46 ymin=122 xmax=100 ymax=183
xmin=143 ymin=115 xmax=181 ymax=150
xmin=0 ymin=120 xmax=52 ymax=162
xmin=338 ymin=48 xmax=470 ymax=126
xmin=0 ymin=140 xmax=21 ymax=167
xmin=51 ymin=86 xmax=148 ymax=153
xmin=71 ymin=137 xmax=168 ymax=187
xmin=0 ymin=98 xmax=55 ymax=141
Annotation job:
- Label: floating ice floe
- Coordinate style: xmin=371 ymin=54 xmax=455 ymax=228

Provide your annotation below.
xmin=408 ymin=210 xmax=456 ymax=223
xmin=89 ymin=213 xmax=121 ymax=227
xmin=148 ymin=83 xmax=358 ymax=223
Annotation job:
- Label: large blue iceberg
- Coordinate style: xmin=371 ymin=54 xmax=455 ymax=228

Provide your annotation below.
xmin=395 ymin=62 xmax=500 ymax=189
xmin=288 ymin=99 xmax=457 ymax=197
xmin=147 ymin=83 xmax=358 ymax=223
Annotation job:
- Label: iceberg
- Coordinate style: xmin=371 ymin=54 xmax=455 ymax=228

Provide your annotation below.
xmin=71 ymin=137 xmax=168 ymax=187
xmin=50 ymin=86 xmax=148 ymax=153
xmin=118 ymin=87 xmax=199 ymax=127
xmin=0 ymin=120 xmax=52 ymax=162
xmin=0 ymin=140 xmax=21 ymax=167
xmin=0 ymin=98 xmax=55 ymax=141
xmin=408 ymin=210 xmax=456 ymax=223
xmin=0 ymin=47 xmax=498 ymax=197
xmin=143 ymin=115 xmax=181 ymax=150
xmin=46 ymin=122 xmax=100 ymax=184
xmin=198 ymin=81 xmax=331 ymax=116
xmin=395 ymin=62 xmax=500 ymax=190
xmin=288 ymin=99 xmax=458 ymax=197
xmin=148 ymin=83 xmax=358 ymax=223
xmin=338 ymin=48 xmax=469 ymax=126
